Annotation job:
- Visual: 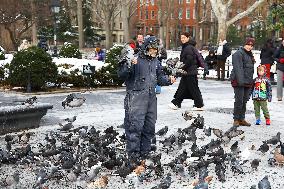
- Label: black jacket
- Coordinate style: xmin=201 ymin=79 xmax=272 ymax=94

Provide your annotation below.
xmin=158 ymin=47 xmax=167 ymax=62
xmin=205 ymin=50 xmax=217 ymax=69
xmin=274 ymin=45 xmax=284 ymax=72
xmin=217 ymin=43 xmax=231 ymax=61
xmin=230 ymin=47 xmax=255 ymax=87
xmin=180 ymin=40 xmax=198 ymax=75
xmin=260 ymin=47 xmax=275 ymax=65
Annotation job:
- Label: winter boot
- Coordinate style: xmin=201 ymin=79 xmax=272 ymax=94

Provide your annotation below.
xmin=266 ymin=119 xmax=271 ymax=126
xmin=255 ymin=119 xmax=261 ymax=125
xmin=233 ymin=120 xmax=240 ymax=126
xmin=239 ymin=119 xmax=251 ymax=127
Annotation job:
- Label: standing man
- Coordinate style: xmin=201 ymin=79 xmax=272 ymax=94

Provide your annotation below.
xmin=274 ymin=38 xmax=284 ymax=101
xmin=230 ymin=38 xmax=255 ymax=126
xmin=135 ymin=33 xmax=144 ymax=54
xmin=216 ymin=38 xmax=231 ymax=81
xmin=118 ymin=36 xmax=175 ymax=166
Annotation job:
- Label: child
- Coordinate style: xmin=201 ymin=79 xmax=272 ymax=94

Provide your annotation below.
xmin=203 ymin=49 xmax=217 ymax=79
xmin=252 ymin=65 xmax=272 ymax=125
xmin=117 ymin=36 xmax=175 ymax=166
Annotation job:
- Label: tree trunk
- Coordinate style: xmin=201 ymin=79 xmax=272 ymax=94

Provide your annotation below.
xmin=165 ymin=18 xmax=170 ymax=50
xmin=121 ymin=0 xmax=130 ymax=43
xmin=77 ymin=0 xmax=84 ymax=48
xmin=105 ymin=19 xmax=112 ymax=49
xmin=217 ymin=17 xmax=228 ymax=41
xmin=31 ymin=0 xmax=37 ymax=45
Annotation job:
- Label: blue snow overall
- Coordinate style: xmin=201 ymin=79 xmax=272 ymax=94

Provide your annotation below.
xmin=118 ymin=53 xmax=171 ymax=157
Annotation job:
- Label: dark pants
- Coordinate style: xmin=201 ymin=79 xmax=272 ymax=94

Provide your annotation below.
xmin=233 ymin=87 xmax=252 ymax=120
xmin=124 ymin=89 xmax=157 ymax=156
xmin=217 ymin=59 xmax=226 ymax=80
xmin=172 ymin=75 xmax=204 ymax=108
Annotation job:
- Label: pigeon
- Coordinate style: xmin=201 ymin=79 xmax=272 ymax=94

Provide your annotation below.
xmin=265 ymin=132 xmax=281 ymax=145
xmin=212 ymin=126 xmax=244 ymax=144
xmin=62 ymin=93 xmax=75 ymax=108
xmin=203 ymin=126 xmax=211 ymax=137
xmin=230 ymin=141 xmax=240 ymax=155
xmin=64 ymin=116 xmax=77 ymax=123
xmin=151 ymin=173 xmax=172 ymax=189
xmin=58 ymin=122 xmax=74 ymax=131
xmin=258 ymin=142 xmax=269 ymax=154
xmin=0 ymin=171 xmax=20 ymax=187
xmin=156 ymin=126 xmax=168 ymax=136
xmin=274 ymin=148 xmax=284 ymax=165
xmin=258 ymin=175 xmax=271 ymax=189
xmin=191 ymin=115 xmax=204 ymax=129
xmin=18 ymin=132 xmax=32 ymax=144
xmin=182 ymin=111 xmax=196 ymax=121
xmin=67 ymin=96 xmax=86 ymax=108
xmin=215 ymin=161 xmax=226 ymax=182
xmin=22 ymin=96 xmax=37 ymax=106
xmin=250 ymin=185 xmax=257 ymax=189
xmin=230 ymin=157 xmax=244 ymax=174
xmin=251 ymin=159 xmax=261 ymax=170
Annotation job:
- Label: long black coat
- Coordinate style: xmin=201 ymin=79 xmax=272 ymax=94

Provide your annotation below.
xmin=173 ymin=40 xmax=203 ymax=105
xmin=260 ymin=46 xmax=275 ymax=65
xmin=180 ymin=40 xmax=198 ymax=75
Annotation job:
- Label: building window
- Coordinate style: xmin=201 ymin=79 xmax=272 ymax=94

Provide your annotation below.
xmin=151 ymin=10 xmax=155 ymax=19
xmin=150 ymin=0 xmax=155 ymax=5
xmin=140 ymin=10 xmax=143 ymax=19
xmin=120 ymin=23 xmax=122 ymax=30
xmin=146 ymin=9 xmax=149 ymax=19
xmin=178 ymin=9 xmax=183 ymax=19
xmin=186 ymin=9 xmax=190 ymax=19
xmin=186 ymin=0 xmax=190 ymax=3
xmin=145 ymin=26 xmax=149 ymax=33
xmin=185 ymin=26 xmax=190 ymax=32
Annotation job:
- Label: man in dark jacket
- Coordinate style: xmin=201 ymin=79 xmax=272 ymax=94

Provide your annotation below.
xmin=274 ymin=38 xmax=284 ymax=101
xmin=230 ymin=38 xmax=255 ymax=126
xmin=216 ymin=39 xmax=231 ymax=81
xmin=134 ymin=34 xmax=144 ymax=54
xmin=203 ymin=49 xmax=217 ymax=79
xmin=118 ymin=36 xmax=175 ymax=166
xmin=260 ymin=39 xmax=275 ymax=80
xmin=169 ymin=32 xmax=204 ymax=111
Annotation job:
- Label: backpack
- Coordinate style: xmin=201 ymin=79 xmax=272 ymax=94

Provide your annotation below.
xmin=193 ymin=48 xmax=205 ymax=68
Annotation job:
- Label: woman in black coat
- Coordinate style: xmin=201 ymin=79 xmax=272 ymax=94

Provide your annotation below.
xmin=169 ymin=32 xmax=204 ymax=111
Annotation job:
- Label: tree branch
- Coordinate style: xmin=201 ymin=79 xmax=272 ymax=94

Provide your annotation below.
xmin=227 ymin=0 xmax=265 ymax=26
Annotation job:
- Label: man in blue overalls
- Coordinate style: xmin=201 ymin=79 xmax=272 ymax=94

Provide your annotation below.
xmin=118 ymin=36 xmax=175 ymax=166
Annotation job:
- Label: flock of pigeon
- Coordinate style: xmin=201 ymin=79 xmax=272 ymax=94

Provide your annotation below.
xmin=0 ymin=94 xmax=284 ymax=189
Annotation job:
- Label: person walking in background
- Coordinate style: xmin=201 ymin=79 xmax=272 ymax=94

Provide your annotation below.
xmin=216 ymin=38 xmax=231 ymax=81
xmin=230 ymin=37 xmax=255 ymax=127
xmin=260 ymin=39 xmax=275 ymax=81
xmin=252 ymin=65 xmax=272 ymax=126
xmin=156 ymin=39 xmax=167 ymax=94
xmin=169 ymin=32 xmax=204 ymax=111
xmin=203 ymin=49 xmax=217 ymax=80
xmin=274 ymin=38 xmax=284 ymax=101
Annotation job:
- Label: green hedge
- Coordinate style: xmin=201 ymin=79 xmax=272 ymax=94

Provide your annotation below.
xmin=59 ymin=43 xmax=82 ymax=59
xmin=8 ymin=46 xmax=58 ymax=91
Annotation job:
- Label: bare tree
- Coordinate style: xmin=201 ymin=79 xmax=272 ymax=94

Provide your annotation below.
xmin=157 ymin=0 xmax=176 ymax=49
xmin=0 ymin=0 xmax=34 ymax=50
xmin=120 ymin=0 xmax=137 ymax=43
xmin=209 ymin=0 xmax=266 ymax=41
xmin=92 ymin=0 xmax=121 ymax=49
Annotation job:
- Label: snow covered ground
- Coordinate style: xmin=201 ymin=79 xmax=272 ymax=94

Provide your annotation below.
xmin=0 ymin=79 xmax=284 ymax=188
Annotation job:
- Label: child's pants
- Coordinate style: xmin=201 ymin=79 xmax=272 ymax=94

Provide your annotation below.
xmin=253 ymin=100 xmax=270 ymax=119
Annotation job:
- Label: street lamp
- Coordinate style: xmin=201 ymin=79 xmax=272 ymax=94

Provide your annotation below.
xmin=51 ymin=0 xmax=60 ymax=57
